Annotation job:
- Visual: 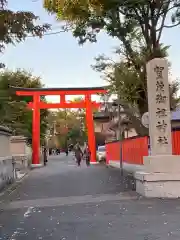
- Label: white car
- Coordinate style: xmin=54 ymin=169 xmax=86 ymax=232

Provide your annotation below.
xmin=97 ymin=146 xmax=106 ymax=162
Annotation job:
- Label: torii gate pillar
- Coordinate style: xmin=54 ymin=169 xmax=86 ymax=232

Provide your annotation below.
xmin=32 ymin=94 xmax=41 ymax=167
xmin=85 ymin=94 xmax=96 ymax=163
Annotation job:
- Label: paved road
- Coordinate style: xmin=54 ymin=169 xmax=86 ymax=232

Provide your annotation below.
xmin=1 ymin=154 xmax=180 ymax=239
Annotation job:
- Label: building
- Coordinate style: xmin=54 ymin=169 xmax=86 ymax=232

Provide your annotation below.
xmin=93 ymin=101 xmax=180 ymax=145
xmin=93 ymin=101 xmax=136 ymax=144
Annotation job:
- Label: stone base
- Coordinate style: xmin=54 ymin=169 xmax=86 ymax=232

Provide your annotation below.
xmin=30 ymin=163 xmax=43 ymax=169
xmin=144 ymin=155 xmax=180 ymax=173
xmin=135 ymin=155 xmax=180 ymax=198
xmin=135 ymin=172 xmax=180 ymax=198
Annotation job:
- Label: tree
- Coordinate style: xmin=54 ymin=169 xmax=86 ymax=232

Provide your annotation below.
xmin=44 ymin=0 xmax=180 ymax=115
xmin=0 ymin=70 xmax=49 ymax=143
xmin=44 ymin=0 xmax=180 ymax=136
xmin=93 ymin=47 xmax=180 ymax=113
xmin=0 ymin=0 xmax=50 ymax=67
xmin=48 ymin=108 xmax=87 ymax=148
xmin=94 ymin=49 xmax=180 ymax=135
xmin=44 ymin=0 xmax=180 ymax=59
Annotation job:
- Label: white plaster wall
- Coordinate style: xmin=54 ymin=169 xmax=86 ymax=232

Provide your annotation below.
xmin=0 ymin=134 xmax=10 ymax=157
xmin=25 ymin=144 xmax=32 ymax=156
xmin=10 ymin=137 xmax=32 ymax=168
xmin=94 ymin=122 xmax=103 ymax=132
xmin=126 ymin=128 xmax=137 ymax=138
xmin=10 ymin=141 xmax=26 ymax=155
xmin=25 ymin=144 xmax=32 ymax=165
xmin=10 ymin=140 xmax=32 ymax=157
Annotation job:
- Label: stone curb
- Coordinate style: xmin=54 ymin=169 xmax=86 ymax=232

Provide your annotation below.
xmin=106 ymin=164 xmax=136 ymax=191
xmin=0 ymin=171 xmax=29 ymax=207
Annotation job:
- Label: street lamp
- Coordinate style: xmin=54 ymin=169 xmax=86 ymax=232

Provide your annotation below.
xmin=103 ymin=96 xmax=123 ymax=175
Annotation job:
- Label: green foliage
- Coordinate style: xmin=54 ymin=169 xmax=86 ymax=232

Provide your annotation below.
xmin=93 ymin=43 xmax=170 ymax=114
xmin=47 ymin=107 xmax=87 ymax=148
xmin=0 ymin=0 xmax=50 ymax=67
xmin=169 ymin=80 xmax=180 ymax=110
xmin=43 ymin=0 xmax=180 ymax=113
xmin=94 ymin=47 xmax=180 ymax=135
xmin=0 ymin=70 xmax=49 ymax=143
xmin=44 ymin=0 xmax=180 ymax=136
xmin=44 ymin=0 xmax=180 ymax=58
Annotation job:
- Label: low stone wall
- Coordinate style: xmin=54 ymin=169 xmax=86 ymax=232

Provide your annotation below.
xmin=10 ymin=136 xmax=32 ymax=169
xmin=0 ymin=126 xmax=14 ymax=191
xmin=10 ymin=136 xmax=44 ymax=167
xmin=0 ymin=156 xmax=14 ymax=191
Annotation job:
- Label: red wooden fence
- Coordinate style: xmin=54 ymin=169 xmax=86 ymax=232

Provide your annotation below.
xmin=106 ymin=141 xmax=120 ymax=164
xmin=106 ymin=130 xmax=180 ymax=165
xmin=172 ymin=130 xmax=180 ymax=155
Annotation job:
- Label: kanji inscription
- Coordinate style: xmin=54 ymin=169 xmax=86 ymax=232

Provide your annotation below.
xmin=155 ymin=65 xmax=168 ymax=144
xmin=154 ymin=65 xmax=164 ymax=80
xmin=146 ymin=58 xmax=172 ymax=155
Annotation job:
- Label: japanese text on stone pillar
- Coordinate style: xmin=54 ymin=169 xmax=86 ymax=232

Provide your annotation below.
xmin=154 ymin=65 xmax=169 ymax=145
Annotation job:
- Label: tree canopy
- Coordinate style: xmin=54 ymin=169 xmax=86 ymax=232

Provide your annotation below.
xmin=94 ymin=47 xmax=180 ymax=136
xmin=0 ymin=70 xmax=49 ymax=143
xmin=44 ymin=0 xmax=180 ymax=59
xmin=93 ymin=45 xmax=180 ymax=112
xmin=0 ymin=0 xmax=50 ymax=67
xmin=43 ymin=0 xmax=180 ymax=118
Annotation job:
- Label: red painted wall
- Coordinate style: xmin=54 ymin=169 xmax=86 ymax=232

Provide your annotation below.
xmin=172 ymin=130 xmax=180 ymax=155
xmin=105 ymin=141 xmax=120 ymax=164
xmin=122 ymin=136 xmax=148 ymax=165
xmin=106 ymin=130 xmax=180 ymax=165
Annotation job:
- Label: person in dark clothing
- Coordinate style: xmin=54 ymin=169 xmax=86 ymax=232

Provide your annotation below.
xmin=56 ymin=148 xmax=59 ymax=155
xmin=84 ymin=145 xmax=91 ymax=166
xmin=49 ymin=148 xmax=52 ymax=155
xmin=43 ymin=145 xmax=48 ymax=166
xmin=74 ymin=143 xmax=83 ymax=166
xmin=64 ymin=146 xmax=68 ymax=156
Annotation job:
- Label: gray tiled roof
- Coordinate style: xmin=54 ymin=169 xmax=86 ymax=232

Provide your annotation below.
xmin=94 ymin=109 xmax=180 ymax=121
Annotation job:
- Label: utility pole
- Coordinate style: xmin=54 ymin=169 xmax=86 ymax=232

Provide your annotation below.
xmin=117 ymin=95 xmax=123 ymax=176
xmin=64 ymin=108 xmax=68 ymax=149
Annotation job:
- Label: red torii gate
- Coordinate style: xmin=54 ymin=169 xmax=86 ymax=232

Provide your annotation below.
xmin=11 ymin=86 xmax=107 ymax=167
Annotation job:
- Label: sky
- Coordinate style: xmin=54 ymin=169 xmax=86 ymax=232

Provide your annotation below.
xmin=2 ymin=1 xmax=180 ymax=103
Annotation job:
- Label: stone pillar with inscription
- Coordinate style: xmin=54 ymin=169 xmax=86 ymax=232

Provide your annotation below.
xmin=135 ymin=58 xmax=180 ymax=198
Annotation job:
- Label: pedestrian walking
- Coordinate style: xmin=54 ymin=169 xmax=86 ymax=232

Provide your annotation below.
xmin=74 ymin=143 xmax=83 ymax=166
xmin=43 ymin=145 xmax=48 ymax=166
xmin=49 ymin=148 xmax=52 ymax=155
xmin=56 ymin=148 xmax=59 ymax=155
xmin=84 ymin=145 xmax=91 ymax=166
xmin=65 ymin=147 xmax=68 ymax=156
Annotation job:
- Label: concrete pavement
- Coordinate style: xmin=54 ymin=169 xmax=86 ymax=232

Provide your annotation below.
xmin=1 ymin=154 xmax=180 ymax=239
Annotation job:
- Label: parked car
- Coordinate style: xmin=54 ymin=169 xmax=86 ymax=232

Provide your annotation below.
xmin=97 ymin=145 xmax=106 ymax=162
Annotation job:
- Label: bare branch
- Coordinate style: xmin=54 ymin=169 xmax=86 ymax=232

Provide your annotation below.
xmin=163 ymin=22 xmax=180 ymax=28
xmin=156 ymin=0 xmax=171 ymax=43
